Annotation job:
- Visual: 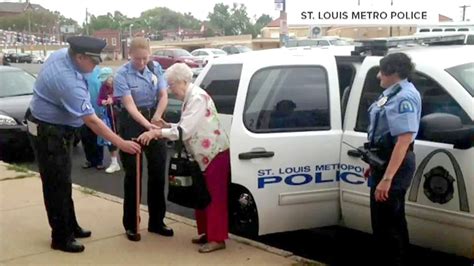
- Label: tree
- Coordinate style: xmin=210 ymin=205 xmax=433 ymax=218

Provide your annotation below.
xmin=207 ymin=3 xmax=233 ymax=35
xmin=254 ymin=14 xmax=273 ymax=37
xmin=230 ymin=3 xmax=253 ymax=35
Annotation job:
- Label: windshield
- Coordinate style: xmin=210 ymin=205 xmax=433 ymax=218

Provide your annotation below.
xmin=0 ymin=70 xmax=35 ymax=98
xmin=237 ymin=46 xmax=252 ymax=53
xmin=446 ymin=62 xmax=474 ymax=97
xmin=212 ymin=50 xmax=227 ymax=55
xmin=174 ymin=49 xmax=192 ymax=57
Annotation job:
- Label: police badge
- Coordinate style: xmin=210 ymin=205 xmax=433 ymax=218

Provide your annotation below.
xmin=377 ymin=96 xmax=388 ymax=107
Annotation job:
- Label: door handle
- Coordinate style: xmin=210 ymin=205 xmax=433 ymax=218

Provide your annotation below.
xmin=347 ymin=149 xmax=361 ymax=158
xmin=239 ymin=151 xmax=275 ymax=160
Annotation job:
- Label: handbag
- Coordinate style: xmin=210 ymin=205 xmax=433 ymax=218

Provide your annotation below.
xmin=167 ymin=127 xmax=211 ymax=209
xmin=97 ymin=107 xmax=112 ymax=146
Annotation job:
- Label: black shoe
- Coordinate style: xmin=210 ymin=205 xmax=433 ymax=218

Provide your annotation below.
xmin=148 ymin=224 xmax=174 ymax=237
xmin=95 ymin=165 xmax=105 ymax=170
xmin=125 ymin=230 xmax=141 ymax=241
xmin=74 ymin=226 xmax=91 ymax=238
xmin=51 ymin=239 xmax=85 ymax=253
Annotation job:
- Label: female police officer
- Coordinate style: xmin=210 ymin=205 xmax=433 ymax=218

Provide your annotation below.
xmin=114 ymin=37 xmax=172 ymax=241
xmin=27 ymin=36 xmax=141 ymax=253
xmin=367 ymin=52 xmax=421 ymax=266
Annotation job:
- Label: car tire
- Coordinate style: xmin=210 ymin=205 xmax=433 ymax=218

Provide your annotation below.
xmin=228 ymin=185 xmax=259 ymax=238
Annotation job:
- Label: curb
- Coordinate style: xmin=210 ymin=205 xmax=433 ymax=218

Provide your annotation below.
xmin=78 ymin=184 xmax=324 ymax=265
xmin=2 ymin=163 xmax=323 ymax=265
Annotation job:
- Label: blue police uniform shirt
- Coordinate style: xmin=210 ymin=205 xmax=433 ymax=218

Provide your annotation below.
xmin=113 ymin=61 xmax=167 ymax=108
xmin=29 ymin=48 xmax=95 ymax=127
xmin=368 ymin=79 xmax=422 ymax=144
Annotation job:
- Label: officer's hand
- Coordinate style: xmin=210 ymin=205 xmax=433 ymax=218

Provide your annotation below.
xmin=119 ymin=140 xmax=141 ymax=154
xmin=375 ymin=179 xmax=391 ymax=202
xmin=137 ymin=130 xmax=158 ymax=146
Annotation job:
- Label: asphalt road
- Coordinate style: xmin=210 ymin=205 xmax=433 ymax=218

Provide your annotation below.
xmin=11 ymin=62 xmax=472 ymax=266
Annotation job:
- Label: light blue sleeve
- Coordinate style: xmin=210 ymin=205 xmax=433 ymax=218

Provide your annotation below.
xmin=154 ymin=62 xmax=168 ymax=90
xmin=59 ymin=79 xmax=95 ymax=118
xmin=385 ymin=95 xmax=420 ymax=136
xmin=113 ymin=70 xmax=131 ymax=98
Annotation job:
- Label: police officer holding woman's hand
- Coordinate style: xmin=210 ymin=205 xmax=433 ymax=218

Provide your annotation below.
xmin=26 ymin=36 xmax=141 ymax=253
xmin=114 ymin=37 xmax=173 ymax=242
xmin=367 ymin=53 xmax=421 ymax=266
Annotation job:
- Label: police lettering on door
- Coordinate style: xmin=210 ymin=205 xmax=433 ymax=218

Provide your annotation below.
xmin=257 ymin=164 xmax=366 ymax=189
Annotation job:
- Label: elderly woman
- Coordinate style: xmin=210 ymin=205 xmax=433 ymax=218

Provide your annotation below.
xmin=137 ymin=63 xmax=230 ymax=253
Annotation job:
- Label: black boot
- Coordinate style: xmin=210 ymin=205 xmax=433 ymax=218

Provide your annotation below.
xmin=51 ymin=239 xmax=85 ymax=253
xmin=74 ymin=226 xmax=91 ymax=238
xmin=125 ymin=230 xmax=141 ymax=241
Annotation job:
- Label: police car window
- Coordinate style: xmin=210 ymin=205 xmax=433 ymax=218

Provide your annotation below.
xmin=244 ymin=66 xmax=330 ymax=133
xmin=466 ymin=35 xmax=474 ymax=44
xmin=355 ymin=66 xmax=473 ymax=140
xmin=200 ymin=64 xmax=242 ymax=115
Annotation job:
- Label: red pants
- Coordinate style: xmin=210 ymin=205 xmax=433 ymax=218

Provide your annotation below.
xmin=195 ymin=150 xmax=230 ymax=242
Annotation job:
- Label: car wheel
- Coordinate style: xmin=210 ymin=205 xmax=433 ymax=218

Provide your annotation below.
xmin=229 ymin=186 xmax=259 ymax=238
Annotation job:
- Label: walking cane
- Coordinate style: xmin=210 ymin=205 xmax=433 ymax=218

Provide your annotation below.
xmin=109 ymin=104 xmax=117 ymax=134
xmin=132 ymin=138 xmax=142 ymax=234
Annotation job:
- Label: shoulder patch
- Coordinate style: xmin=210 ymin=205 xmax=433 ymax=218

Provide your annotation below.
xmin=398 ymin=99 xmax=415 ymax=114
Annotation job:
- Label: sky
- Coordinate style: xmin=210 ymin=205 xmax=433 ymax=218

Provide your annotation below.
xmin=3 ymin=0 xmax=473 ymax=24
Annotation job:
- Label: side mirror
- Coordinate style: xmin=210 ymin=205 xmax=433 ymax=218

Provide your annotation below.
xmin=420 ymin=113 xmax=474 ymax=149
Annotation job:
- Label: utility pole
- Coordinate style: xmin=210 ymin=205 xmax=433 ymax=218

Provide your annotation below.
xmin=389 ymin=0 xmax=394 ymax=37
xmin=85 ymin=8 xmax=89 ymax=35
xmin=276 ymin=0 xmax=288 ymax=47
xmin=459 ymin=5 xmax=471 ymax=21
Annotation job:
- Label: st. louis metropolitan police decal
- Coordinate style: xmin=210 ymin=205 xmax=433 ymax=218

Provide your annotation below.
xmin=398 ymin=99 xmax=414 ymax=113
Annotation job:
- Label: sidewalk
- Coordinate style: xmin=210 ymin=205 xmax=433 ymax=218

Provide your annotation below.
xmin=0 ymin=162 xmax=322 ymax=265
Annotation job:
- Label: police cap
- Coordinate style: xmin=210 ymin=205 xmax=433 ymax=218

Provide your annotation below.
xmin=67 ymin=36 xmax=106 ymax=63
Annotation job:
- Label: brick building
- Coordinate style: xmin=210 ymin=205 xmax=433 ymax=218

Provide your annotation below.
xmin=93 ymin=29 xmax=122 ymax=60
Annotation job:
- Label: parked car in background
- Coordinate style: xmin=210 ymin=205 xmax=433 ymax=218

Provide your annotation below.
xmin=286 ymin=36 xmax=355 ymax=55
xmin=0 ymin=66 xmax=35 ymax=161
xmin=31 ymin=54 xmax=45 ymax=64
xmin=3 ymin=53 xmax=33 ymax=63
xmin=151 ymin=48 xmax=205 ymax=76
xmin=191 ymin=48 xmax=227 ymax=64
xmin=17 ymin=53 xmax=33 ymax=63
xmin=220 ymin=45 xmax=252 ymax=55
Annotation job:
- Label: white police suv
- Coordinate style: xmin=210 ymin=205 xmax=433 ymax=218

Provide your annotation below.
xmin=174 ymin=35 xmax=474 ymax=258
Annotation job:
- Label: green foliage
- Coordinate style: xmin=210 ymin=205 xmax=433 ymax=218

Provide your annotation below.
xmin=0 ymin=3 xmax=273 ymax=39
xmin=0 ymin=9 xmax=77 ymax=33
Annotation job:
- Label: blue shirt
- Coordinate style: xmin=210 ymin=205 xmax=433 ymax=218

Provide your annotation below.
xmin=29 ymin=48 xmax=94 ymax=127
xmin=113 ymin=61 xmax=167 ymax=108
xmin=368 ymin=79 xmax=422 ymax=144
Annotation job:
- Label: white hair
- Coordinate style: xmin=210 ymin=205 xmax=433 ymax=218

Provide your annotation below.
xmin=165 ymin=63 xmax=193 ymax=83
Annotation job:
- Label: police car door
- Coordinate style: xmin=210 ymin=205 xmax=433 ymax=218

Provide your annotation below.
xmin=230 ymin=51 xmax=342 ymax=235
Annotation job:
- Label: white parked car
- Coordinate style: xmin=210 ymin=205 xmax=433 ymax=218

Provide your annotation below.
xmin=191 ymin=48 xmax=227 ymax=64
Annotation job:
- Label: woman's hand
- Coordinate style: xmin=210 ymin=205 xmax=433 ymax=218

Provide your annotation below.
xmin=137 ymin=130 xmax=161 ymax=146
xmin=106 ymin=97 xmax=114 ymax=105
xmin=375 ymin=178 xmax=392 ymax=202
xmin=151 ymin=117 xmax=170 ymax=128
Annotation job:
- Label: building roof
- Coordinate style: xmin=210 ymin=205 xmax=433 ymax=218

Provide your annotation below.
xmin=0 ymin=2 xmax=46 ymax=13
xmin=264 ymin=18 xmax=309 ymax=28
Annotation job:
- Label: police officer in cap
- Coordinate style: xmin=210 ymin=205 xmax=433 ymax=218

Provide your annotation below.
xmin=366 ymin=52 xmax=421 ymax=266
xmin=27 ymin=36 xmax=141 ymax=253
